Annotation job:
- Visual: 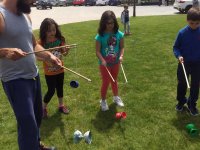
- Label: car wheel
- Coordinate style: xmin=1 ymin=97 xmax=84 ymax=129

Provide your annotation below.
xmin=179 ymin=10 xmax=184 ymax=14
xmin=185 ymin=5 xmax=192 ymax=13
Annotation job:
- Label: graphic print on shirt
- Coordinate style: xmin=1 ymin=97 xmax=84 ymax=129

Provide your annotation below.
xmin=44 ymin=40 xmax=63 ymax=73
xmin=46 ymin=49 xmax=62 ymax=73
xmin=104 ymin=35 xmax=118 ymax=64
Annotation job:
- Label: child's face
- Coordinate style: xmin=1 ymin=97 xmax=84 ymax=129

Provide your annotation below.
xmin=106 ymin=19 xmax=114 ymax=31
xmin=46 ymin=24 xmax=56 ymax=39
xmin=187 ymin=20 xmax=200 ymax=30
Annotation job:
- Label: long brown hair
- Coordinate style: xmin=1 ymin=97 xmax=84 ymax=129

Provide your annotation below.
xmin=98 ymin=10 xmax=119 ymax=36
xmin=39 ymin=18 xmax=65 ymax=45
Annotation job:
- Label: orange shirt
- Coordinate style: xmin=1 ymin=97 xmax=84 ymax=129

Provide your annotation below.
xmin=38 ymin=39 xmax=64 ymax=75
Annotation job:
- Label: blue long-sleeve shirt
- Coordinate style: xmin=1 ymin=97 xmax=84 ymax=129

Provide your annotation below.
xmin=173 ymin=25 xmax=200 ymax=62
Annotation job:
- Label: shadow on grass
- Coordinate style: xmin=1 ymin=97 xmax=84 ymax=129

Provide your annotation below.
xmin=40 ymin=111 xmax=67 ymax=141
xmin=91 ymin=103 xmax=126 ymax=135
xmin=172 ymin=106 xmax=200 ymax=141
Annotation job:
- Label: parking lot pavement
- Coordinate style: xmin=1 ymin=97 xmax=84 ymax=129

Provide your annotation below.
xmin=30 ymin=5 xmax=179 ymax=30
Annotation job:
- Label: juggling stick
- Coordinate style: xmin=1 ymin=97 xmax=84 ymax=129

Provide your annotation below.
xmin=105 ymin=66 xmax=115 ymax=83
xmin=27 ymin=44 xmax=77 ymax=55
xmin=181 ymin=62 xmax=190 ymax=89
xmin=120 ymin=63 xmax=128 ymax=83
xmin=61 ymin=66 xmax=91 ymax=82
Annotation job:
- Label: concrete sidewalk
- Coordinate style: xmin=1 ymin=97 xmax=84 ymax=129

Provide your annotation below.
xmin=30 ymin=5 xmax=179 ymax=30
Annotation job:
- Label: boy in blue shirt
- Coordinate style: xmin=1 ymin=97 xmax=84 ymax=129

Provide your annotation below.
xmin=173 ymin=7 xmax=200 ymax=116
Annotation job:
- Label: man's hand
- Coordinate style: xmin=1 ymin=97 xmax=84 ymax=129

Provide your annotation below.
xmin=0 ymin=48 xmax=27 ymax=61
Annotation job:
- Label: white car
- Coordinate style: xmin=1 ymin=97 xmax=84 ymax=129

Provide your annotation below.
xmin=173 ymin=0 xmax=193 ymax=13
xmin=96 ymin=0 xmax=109 ymax=5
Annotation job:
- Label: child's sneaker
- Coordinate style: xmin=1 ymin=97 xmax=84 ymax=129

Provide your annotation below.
xmin=175 ymin=102 xmax=185 ymax=112
xmin=43 ymin=108 xmax=48 ymax=118
xmin=113 ymin=96 xmax=124 ymax=107
xmin=187 ymin=103 xmax=199 ymax=116
xmin=100 ymin=100 xmax=109 ymax=111
xmin=58 ymin=105 xmax=69 ymax=114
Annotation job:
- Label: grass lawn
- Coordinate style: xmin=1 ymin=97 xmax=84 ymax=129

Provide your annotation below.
xmin=1 ymin=14 xmax=200 ymax=150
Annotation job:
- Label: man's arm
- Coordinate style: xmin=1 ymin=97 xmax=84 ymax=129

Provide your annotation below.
xmin=0 ymin=12 xmax=4 ymax=34
xmin=0 ymin=13 xmax=27 ymax=60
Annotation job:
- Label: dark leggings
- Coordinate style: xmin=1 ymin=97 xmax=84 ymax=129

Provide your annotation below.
xmin=43 ymin=72 xmax=64 ymax=104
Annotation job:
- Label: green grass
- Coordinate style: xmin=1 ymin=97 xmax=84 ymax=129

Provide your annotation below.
xmin=1 ymin=14 xmax=200 ymax=150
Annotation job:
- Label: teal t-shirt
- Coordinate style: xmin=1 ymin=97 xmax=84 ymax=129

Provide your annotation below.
xmin=95 ymin=30 xmax=124 ymax=66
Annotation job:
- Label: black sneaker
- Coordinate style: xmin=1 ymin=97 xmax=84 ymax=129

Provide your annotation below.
xmin=175 ymin=102 xmax=185 ymax=111
xmin=187 ymin=103 xmax=199 ymax=116
xmin=39 ymin=142 xmax=56 ymax=150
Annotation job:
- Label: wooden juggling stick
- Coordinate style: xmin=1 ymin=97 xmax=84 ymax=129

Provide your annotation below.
xmin=27 ymin=44 xmax=77 ymax=55
xmin=105 ymin=66 xmax=115 ymax=83
xmin=61 ymin=66 xmax=91 ymax=82
xmin=181 ymin=62 xmax=190 ymax=89
xmin=120 ymin=63 xmax=128 ymax=83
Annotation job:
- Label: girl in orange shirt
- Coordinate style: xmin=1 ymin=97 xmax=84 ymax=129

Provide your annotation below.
xmin=38 ymin=18 xmax=69 ymax=118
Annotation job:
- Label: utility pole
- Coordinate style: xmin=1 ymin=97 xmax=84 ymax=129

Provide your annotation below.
xmin=133 ymin=0 xmax=136 ymax=17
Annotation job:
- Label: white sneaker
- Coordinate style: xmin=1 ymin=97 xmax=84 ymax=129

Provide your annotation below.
xmin=113 ymin=96 xmax=124 ymax=107
xmin=100 ymin=100 xmax=109 ymax=111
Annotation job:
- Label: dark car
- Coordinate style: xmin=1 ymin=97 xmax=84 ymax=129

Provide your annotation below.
xmin=108 ymin=0 xmax=121 ymax=5
xmin=36 ymin=0 xmax=53 ymax=9
xmin=66 ymin=0 xmax=73 ymax=5
xmin=85 ymin=0 xmax=96 ymax=5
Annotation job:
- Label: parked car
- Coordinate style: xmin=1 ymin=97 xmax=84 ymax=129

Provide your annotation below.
xmin=73 ymin=0 xmax=85 ymax=5
xmin=96 ymin=0 xmax=109 ymax=5
xmin=48 ymin=0 xmax=58 ymax=6
xmin=108 ymin=0 xmax=121 ymax=5
xmin=66 ymin=0 xmax=74 ymax=5
xmin=57 ymin=0 xmax=67 ymax=6
xmin=36 ymin=0 xmax=53 ymax=9
xmin=85 ymin=0 xmax=96 ymax=5
xmin=173 ymin=0 xmax=193 ymax=13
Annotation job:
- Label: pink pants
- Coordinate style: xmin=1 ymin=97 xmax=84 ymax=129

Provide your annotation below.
xmin=99 ymin=63 xmax=120 ymax=100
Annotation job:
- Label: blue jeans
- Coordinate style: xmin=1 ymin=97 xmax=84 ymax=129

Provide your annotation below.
xmin=2 ymin=75 xmax=42 ymax=150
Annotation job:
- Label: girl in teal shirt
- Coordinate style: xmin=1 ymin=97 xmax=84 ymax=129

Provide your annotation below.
xmin=95 ymin=10 xmax=125 ymax=111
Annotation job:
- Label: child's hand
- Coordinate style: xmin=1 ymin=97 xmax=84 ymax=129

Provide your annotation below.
xmin=62 ymin=47 xmax=69 ymax=56
xmin=101 ymin=59 xmax=107 ymax=66
xmin=178 ymin=56 xmax=184 ymax=63
xmin=119 ymin=55 xmax=123 ymax=63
